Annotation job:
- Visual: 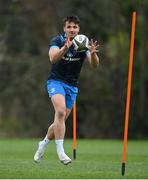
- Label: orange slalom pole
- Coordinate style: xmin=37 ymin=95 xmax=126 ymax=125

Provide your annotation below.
xmin=122 ymin=12 xmax=137 ymax=176
xmin=73 ymin=101 xmax=77 ymax=159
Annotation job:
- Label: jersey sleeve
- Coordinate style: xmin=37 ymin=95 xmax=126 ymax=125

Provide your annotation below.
xmin=49 ymin=36 xmax=61 ymax=50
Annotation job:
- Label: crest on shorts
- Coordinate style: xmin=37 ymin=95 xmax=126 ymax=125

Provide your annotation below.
xmin=49 ymin=88 xmax=55 ymax=94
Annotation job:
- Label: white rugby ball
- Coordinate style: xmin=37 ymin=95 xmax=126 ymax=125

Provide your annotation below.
xmin=72 ymin=34 xmax=89 ymax=52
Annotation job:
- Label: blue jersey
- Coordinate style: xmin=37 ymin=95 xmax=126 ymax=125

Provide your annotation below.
xmin=48 ymin=34 xmax=87 ymax=87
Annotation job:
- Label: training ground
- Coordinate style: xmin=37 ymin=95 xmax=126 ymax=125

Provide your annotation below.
xmin=0 ymin=139 xmax=148 ymax=179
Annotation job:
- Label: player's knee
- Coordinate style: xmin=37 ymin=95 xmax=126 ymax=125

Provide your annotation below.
xmin=56 ymin=108 xmax=66 ymax=119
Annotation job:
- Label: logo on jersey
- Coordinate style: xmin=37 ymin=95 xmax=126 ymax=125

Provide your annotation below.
xmin=64 ymin=51 xmax=80 ymax=61
xmin=67 ymin=52 xmax=73 ymax=58
xmin=63 ymin=57 xmax=80 ymax=61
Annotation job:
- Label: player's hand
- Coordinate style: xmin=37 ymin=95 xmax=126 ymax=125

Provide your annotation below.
xmin=88 ymin=39 xmax=99 ymax=54
xmin=64 ymin=37 xmax=72 ymax=49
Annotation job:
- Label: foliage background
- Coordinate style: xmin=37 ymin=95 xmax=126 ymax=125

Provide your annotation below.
xmin=0 ymin=0 xmax=148 ymax=139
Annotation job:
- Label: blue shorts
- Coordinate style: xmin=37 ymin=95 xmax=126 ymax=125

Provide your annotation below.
xmin=47 ymin=79 xmax=78 ymax=109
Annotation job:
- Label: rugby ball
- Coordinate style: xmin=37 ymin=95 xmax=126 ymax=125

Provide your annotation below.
xmin=72 ymin=34 xmax=89 ymax=52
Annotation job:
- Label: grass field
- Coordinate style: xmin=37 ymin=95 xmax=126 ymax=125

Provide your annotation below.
xmin=0 ymin=139 xmax=148 ymax=179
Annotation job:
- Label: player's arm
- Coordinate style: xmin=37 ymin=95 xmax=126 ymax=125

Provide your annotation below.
xmin=49 ymin=38 xmax=72 ymax=64
xmin=86 ymin=39 xmax=99 ymax=69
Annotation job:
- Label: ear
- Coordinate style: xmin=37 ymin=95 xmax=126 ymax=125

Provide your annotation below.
xmin=78 ymin=26 xmax=80 ymax=32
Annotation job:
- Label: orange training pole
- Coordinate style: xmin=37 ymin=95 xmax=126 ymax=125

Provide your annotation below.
xmin=73 ymin=102 xmax=77 ymax=159
xmin=122 ymin=12 xmax=136 ymax=176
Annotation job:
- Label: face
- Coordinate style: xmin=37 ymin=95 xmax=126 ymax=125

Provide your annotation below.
xmin=63 ymin=21 xmax=80 ymax=38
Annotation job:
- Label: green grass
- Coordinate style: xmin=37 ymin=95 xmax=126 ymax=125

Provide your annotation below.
xmin=0 ymin=139 xmax=148 ymax=179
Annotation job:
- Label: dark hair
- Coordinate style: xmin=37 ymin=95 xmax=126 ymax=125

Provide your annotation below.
xmin=63 ymin=15 xmax=80 ymax=26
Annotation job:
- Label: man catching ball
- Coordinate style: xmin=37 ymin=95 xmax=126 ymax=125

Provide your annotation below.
xmin=34 ymin=15 xmax=99 ymax=165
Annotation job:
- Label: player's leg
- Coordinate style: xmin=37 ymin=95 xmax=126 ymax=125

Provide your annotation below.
xmin=47 ymin=108 xmax=71 ymax=140
xmin=51 ymin=94 xmax=66 ymax=139
xmin=34 ymin=80 xmax=72 ymax=164
xmin=55 ymin=82 xmax=78 ymax=164
xmin=34 ymin=109 xmax=71 ymax=163
xmin=48 ymin=82 xmax=77 ymax=165
xmin=50 ymin=94 xmax=72 ymax=165
xmin=53 ymin=82 xmax=78 ymax=165
xmin=34 ymin=80 xmax=66 ymax=163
